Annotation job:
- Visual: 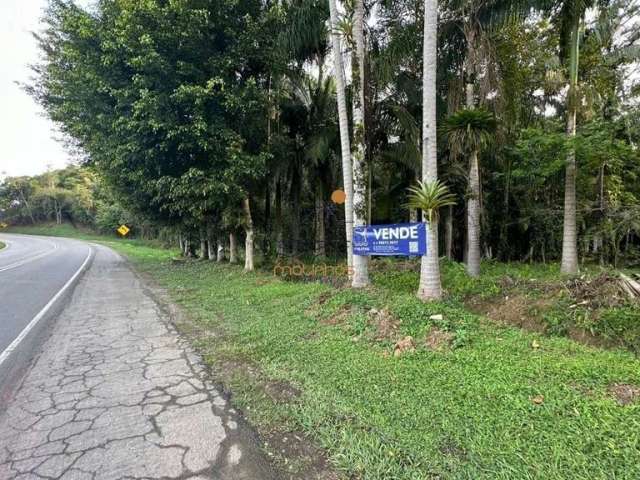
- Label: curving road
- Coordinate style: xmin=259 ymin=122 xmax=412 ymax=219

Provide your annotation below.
xmin=0 ymin=234 xmax=275 ymax=479
xmin=0 ymin=234 xmax=92 ymax=355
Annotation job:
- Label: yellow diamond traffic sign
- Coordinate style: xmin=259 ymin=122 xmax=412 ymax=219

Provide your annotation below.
xmin=117 ymin=225 xmax=130 ymax=236
xmin=0 ymin=222 xmax=7 ymax=229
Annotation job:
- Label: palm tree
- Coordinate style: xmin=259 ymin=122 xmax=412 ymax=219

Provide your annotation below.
xmin=443 ymin=108 xmax=497 ymax=277
xmin=351 ymin=0 xmax=370 ymax=287
xmin=284 ymin=73 xmax=339 ymax=259
xmin=417 ymin=0 xmax=442 ymax=301
xmin=328 ymin=0 xmax=355 ymax=272
xmin=556 ymin=0 xmax=594 ymax=274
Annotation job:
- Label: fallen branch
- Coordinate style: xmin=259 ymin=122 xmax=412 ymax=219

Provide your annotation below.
xmin=619 ymin=273 xmax=640 ymax=300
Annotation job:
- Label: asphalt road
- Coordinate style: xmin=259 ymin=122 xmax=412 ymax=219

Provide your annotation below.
xmin=0 ymin=236 xmax=276 ymax=479
xmin=0 ymin=234 xmax=92 ymax=355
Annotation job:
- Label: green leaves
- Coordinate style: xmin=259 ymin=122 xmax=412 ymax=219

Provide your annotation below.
xmin=405 ymin=180 xmax=457 ymax=223
xmin=442 ymin=108 xmax=498 ymax=159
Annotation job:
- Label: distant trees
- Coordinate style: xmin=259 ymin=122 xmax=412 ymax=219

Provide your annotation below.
xmin=0 ymin=167 xmax=96 ymax=227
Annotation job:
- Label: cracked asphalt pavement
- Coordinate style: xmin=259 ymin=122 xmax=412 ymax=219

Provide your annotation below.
xmin=0 ymin=242 xmax=277 ymax=480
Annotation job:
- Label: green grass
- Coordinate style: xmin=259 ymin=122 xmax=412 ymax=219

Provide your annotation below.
xmin=10 ymin=224 xmax=640 ymax=479
xmin=0 ymin=240 xmax=5 ymax=250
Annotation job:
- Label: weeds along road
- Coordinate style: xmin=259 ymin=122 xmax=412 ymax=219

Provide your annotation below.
xmin=0 ymin=234 xmax=275 ymax=480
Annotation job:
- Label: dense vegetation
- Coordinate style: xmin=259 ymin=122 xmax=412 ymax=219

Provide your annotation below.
xmin=2 ymin=0 xmax=639 ymax=291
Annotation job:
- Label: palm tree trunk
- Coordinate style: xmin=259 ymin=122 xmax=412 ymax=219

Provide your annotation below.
xmin=351 ymin=0 xmax=370 ymax=288
xmin=445 ymin=204 xmax=453 ymax=260
xmin=243 ymin=197 xmax=254 ymax=271
xmin=467 ymin=149 xmax=481 ymax=277
xmin=561 ymin=17 xmax=581 ymax=275
xmin=464 ymin=39 xmax=482 ymax=277
xmin=315 ymin=178 xmax=326 ymax=258
xmin=417 ymin=0 xmax=442 ymax=301
xmin=291 ymin=170 xmax=301 ymax=257
xmin=275 ymin=179 xmax=285 ymax=257
xmin=328 ymin=0 xmax=354 ymax=271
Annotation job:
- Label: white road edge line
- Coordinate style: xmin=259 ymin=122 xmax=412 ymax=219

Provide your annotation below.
xmin=0 ymin=245 xmax=94 ymax=367
xmin=0 ymin=242 xmax=59 ymax=273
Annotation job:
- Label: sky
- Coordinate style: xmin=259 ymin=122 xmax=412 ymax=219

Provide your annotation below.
xmin=0 ymin=1 xmax=73 ymax=178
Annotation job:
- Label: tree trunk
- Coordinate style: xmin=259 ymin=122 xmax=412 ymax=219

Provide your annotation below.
xmin=229 ymin=232 xmax=238 ymax=264
xmin=263 ymin=182 xmax=271 ymax=257
xmin=467 ymin=148 xmax=481 ymax=277
xmin=291 ymin=170 xmax=301 ymax=257
xmin=417 ymin=0 xmax=442 ymax=301
xmin=179 ymin=233 xmax=184 ymax=256
xmin=217 ymin=238 xmax=224 ymax=262
xmin=500 ymin=160 xmax=512 ymax=260
xmin=445 ymin=204 xmax=453 ymax=260
xmin=206 ymin=225 xmax=215 ymax=260
xmin=351 ymin=0 xmax=370 ymax=288
xmin=328 ymin=0 xmax=354 ymax=271
xmin=561 ymin=17 xmax=581 ymax=275
xmin=19 ymin=190 xmax=36 ymax=224
xmin=275 ymin=179 xmax=285 ymax=257
xmin=200 ymin=230 xmax=207 ymax=260
xmin=315 ymin=178 xmax=326 ymax=258
xmin=243 ymin=197 xmax=254 ymax=272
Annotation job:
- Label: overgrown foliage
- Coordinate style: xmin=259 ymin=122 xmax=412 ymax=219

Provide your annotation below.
xmin=2 ymin=0 xmax=638 ymax=271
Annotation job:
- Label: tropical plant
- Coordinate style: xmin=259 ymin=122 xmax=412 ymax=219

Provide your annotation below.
xmin=406 ymin=180 xmax=457 ymax=223
xmin=444 ymin=108 xmax=497 ymax=277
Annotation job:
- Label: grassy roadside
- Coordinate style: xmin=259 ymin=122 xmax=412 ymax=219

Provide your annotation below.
xmin=10 ymin=225 xmax=640 ymax=479
xmin=0 ymin=241 xmax=5 ymax=250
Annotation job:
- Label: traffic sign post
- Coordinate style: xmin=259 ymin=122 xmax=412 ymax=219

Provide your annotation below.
xmin=117 ymin=225 xmax=130 ymax=237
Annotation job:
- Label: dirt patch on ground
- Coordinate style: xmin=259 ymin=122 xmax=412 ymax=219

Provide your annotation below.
xmin=566 ymin=326 xmax=619 ymax=349
xmin=367 ymin=308 xmax=400 ymax=340
xmin=263 ymin=430 xmax=340 ymax=480
xmin=425 ymin=328 xmax=455 ymax=351
xmin=469 ymin=293 xmax=552 ymax=334
xmin=393 ymin=336 xmax=416 ymax=356
xmin=608 ymin=383 xmax=640 ymax=406
xmin=439 ymin=437 xmax=467 ymax=459
xmin=263 ymin=380 xmax=302 ymax=403
xmin=468 ymin=273 xmax=637 ymax=351
xmin=320 ymin=305 xmax=352 ymax=326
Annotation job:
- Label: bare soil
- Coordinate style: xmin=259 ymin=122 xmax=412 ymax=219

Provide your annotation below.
xmin=367 ymin=308 xmax=400 ymax=340
xmin=608 ymin=383 xmax=640 ymax=406
xmin=467 ymin=273 xmax=633 ymax=350
xmin=425 ymin=328 xmax=455 ymax=351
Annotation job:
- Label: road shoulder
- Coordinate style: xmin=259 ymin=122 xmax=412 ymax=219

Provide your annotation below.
xmin=0 ymin=243 xmax=276 ymax=480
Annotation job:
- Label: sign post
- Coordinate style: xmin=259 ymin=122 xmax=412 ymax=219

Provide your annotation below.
xmin=117 ymin=225 xmax=130 ymax=237
xmin=353 ymin=223 xmax=428 ymax=256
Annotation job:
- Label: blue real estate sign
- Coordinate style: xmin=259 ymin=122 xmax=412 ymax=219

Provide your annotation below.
xmin=353 ymin=222 xmax=428 ymax=256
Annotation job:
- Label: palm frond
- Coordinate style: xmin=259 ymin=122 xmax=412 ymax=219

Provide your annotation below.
xmin=405 ymin=180 xmax=457 ymax=223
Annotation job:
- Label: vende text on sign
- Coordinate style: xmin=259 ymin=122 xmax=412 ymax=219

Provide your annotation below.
xmin=353 ymin=222 xmax=428 ymax=256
